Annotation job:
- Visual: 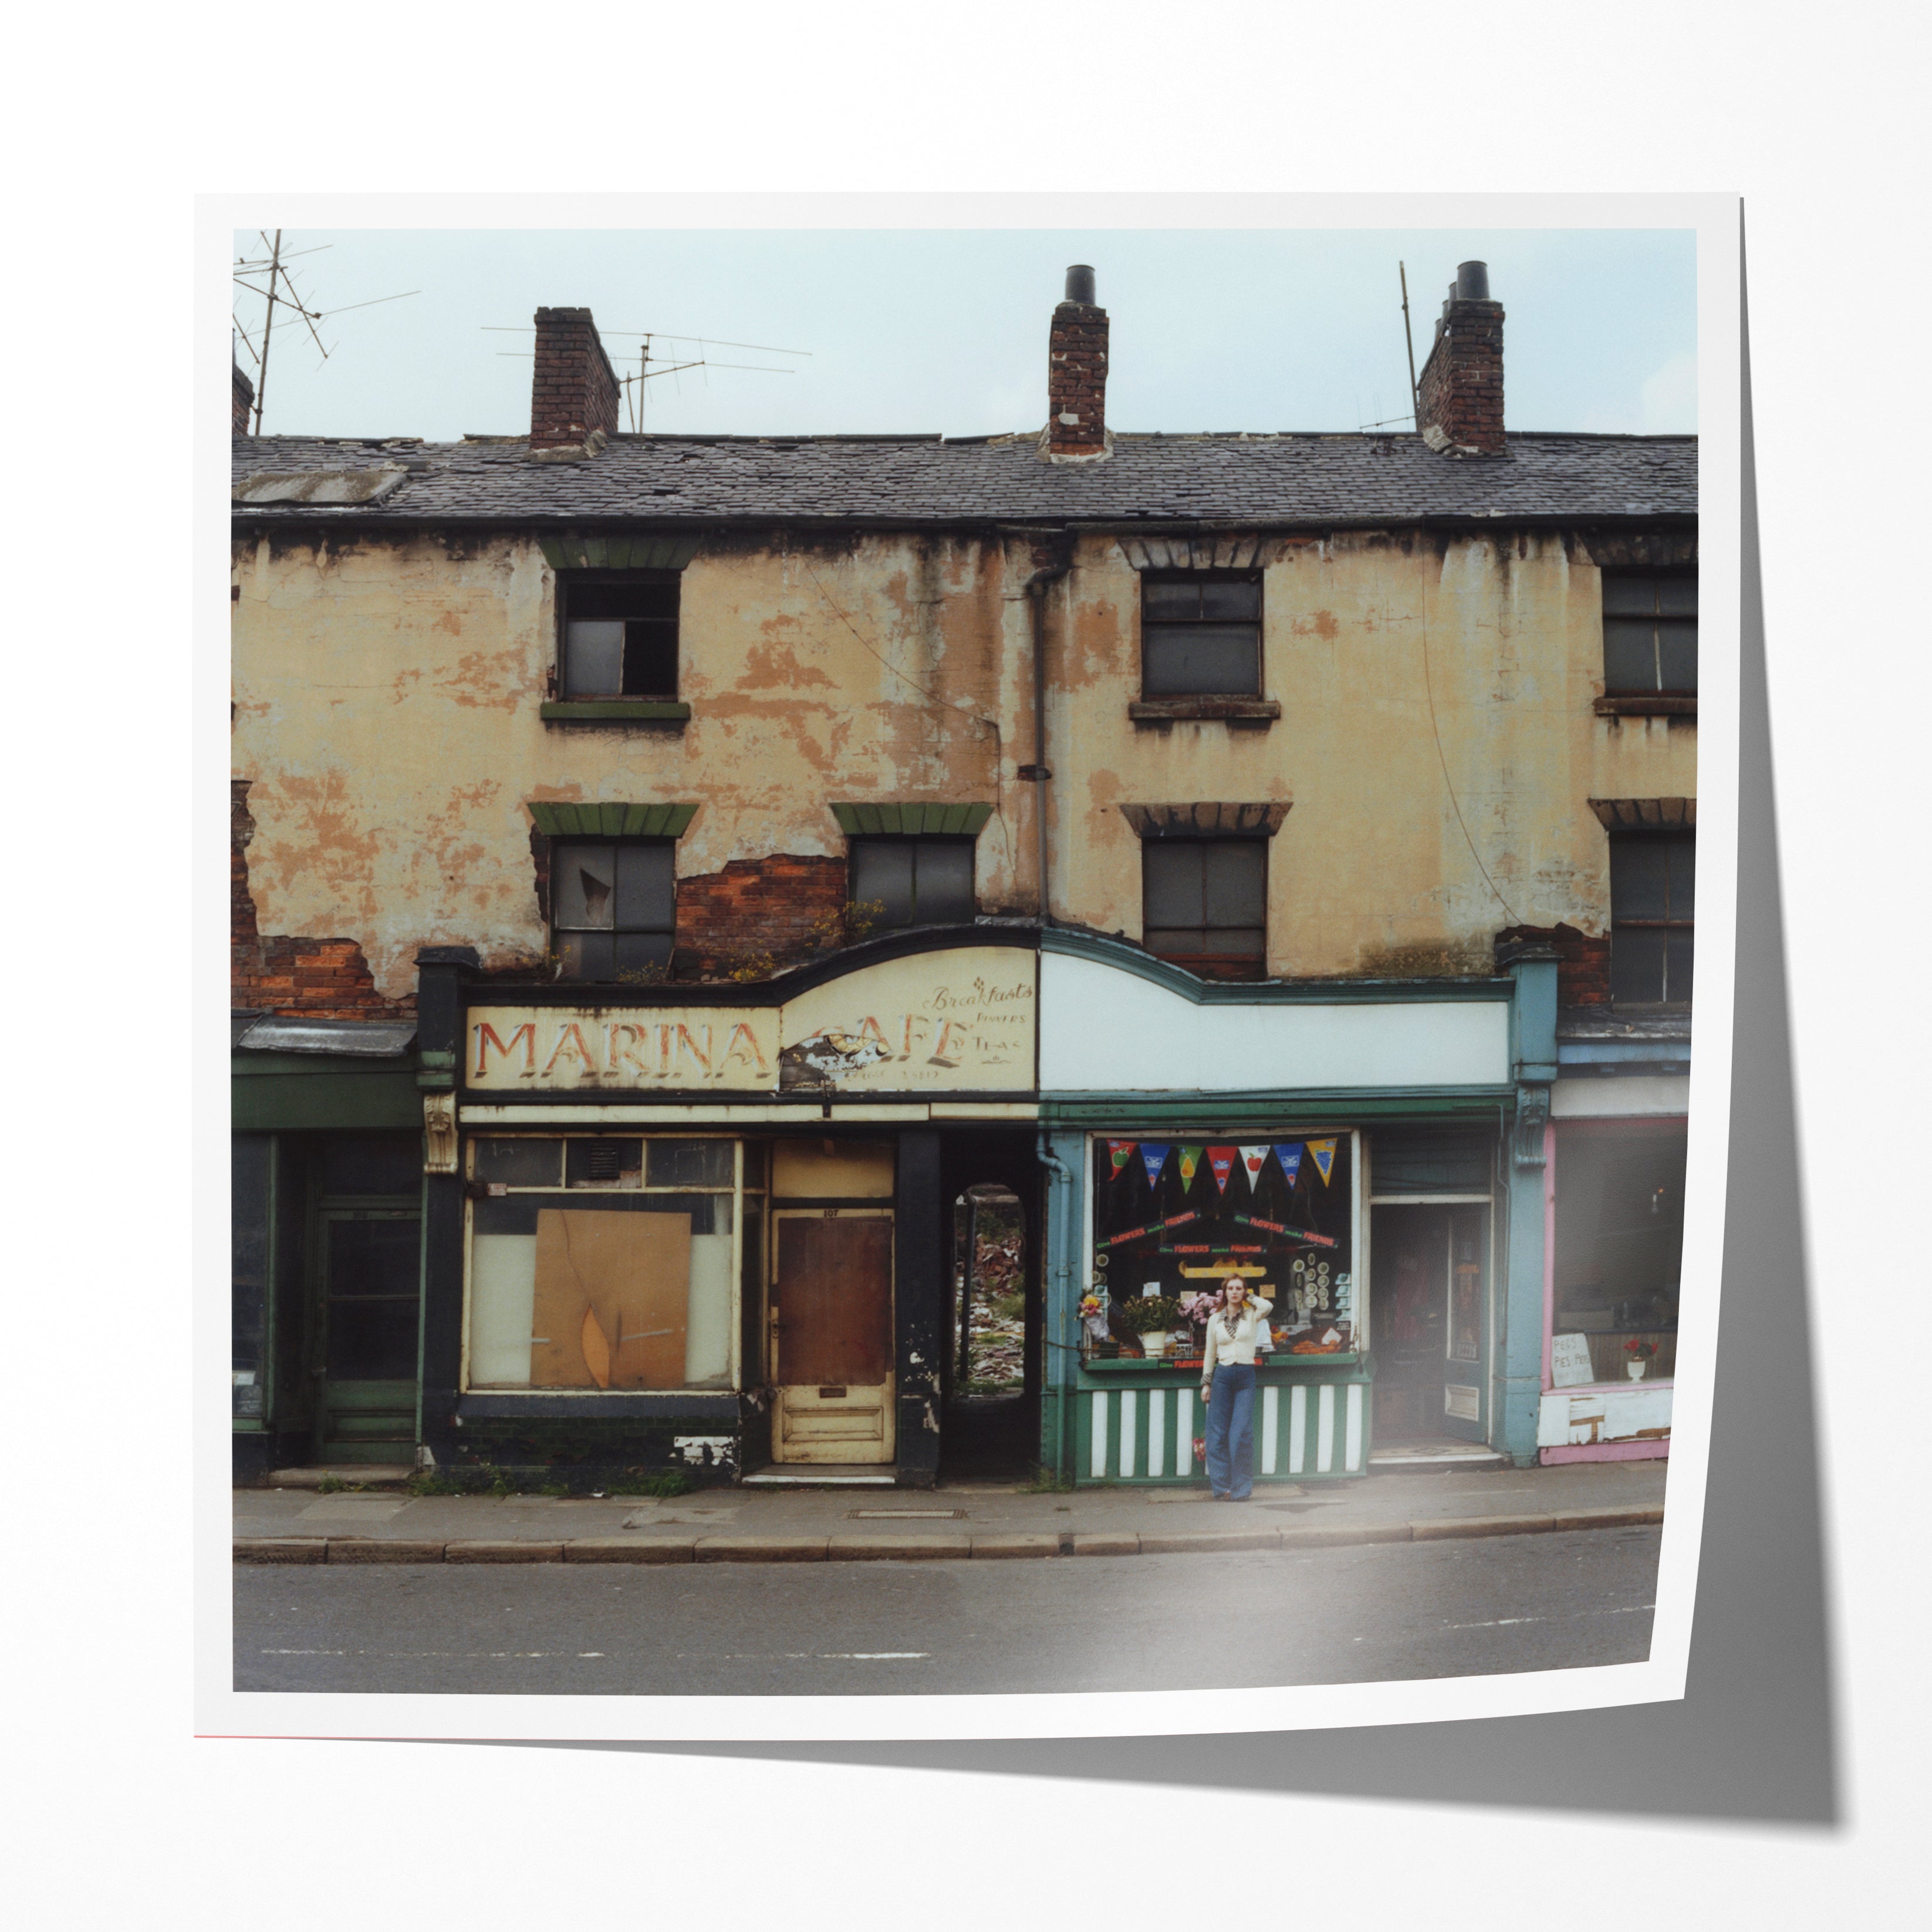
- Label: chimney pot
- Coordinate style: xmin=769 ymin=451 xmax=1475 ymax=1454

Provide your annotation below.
xmin=1416 ymin=266 xmax=1505 ymax=455
xmin=1046 ymin=268 xmax=1109 ymax=457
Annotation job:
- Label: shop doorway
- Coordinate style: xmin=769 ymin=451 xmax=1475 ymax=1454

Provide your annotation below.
xmin=938 ymin=1132 xmax=1043 ymax=1482
xmin=943 ymin=1185 xmax=1029 ymax=1478
xmin=306 ymin=1131 xmax=424 ymax=1466
xmin=1370 ymin=1203 xmax=1491 ymax=1447
xmin=769 ymin=1210 xmax=896 ymax=1464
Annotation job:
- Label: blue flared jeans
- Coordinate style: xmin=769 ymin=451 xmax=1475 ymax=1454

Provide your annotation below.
xmin=1205 ymin=1363 xmax=1257 ymax=1499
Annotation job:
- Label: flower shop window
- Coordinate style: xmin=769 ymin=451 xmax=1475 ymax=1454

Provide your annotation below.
xmin=464 ymin=1136 xmax=742 ymax=1391
xmin=1086 ymin=1133 xmax=1357 ymax=1357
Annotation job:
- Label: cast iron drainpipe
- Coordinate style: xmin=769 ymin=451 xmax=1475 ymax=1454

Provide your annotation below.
xmin=1024 ymin=536 xmax=1074 ymax=924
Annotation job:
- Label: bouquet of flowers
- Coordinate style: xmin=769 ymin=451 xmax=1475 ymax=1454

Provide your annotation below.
xmin=1178 ymin=1288 xmax=1227 ymax=1332
xmin=1079 ymin=1292 xmax=1110 ymax=1342
xmin=1623 ymin=1337 xmax=1659 ymax=1360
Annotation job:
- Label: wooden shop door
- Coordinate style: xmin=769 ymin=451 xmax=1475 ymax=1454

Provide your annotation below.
xmin=769 ymin=1210 xmax=896 ymax=1464
xmin=313 ymin=1208 xmax=420 ymax=1464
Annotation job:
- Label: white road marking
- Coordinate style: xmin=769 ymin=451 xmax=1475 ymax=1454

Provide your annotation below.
xmin=1444 ymin=1603 xmax=1654 ymax=1630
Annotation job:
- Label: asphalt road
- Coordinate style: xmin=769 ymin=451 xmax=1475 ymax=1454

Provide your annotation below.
xmin=234 ymin=1525 xmax=1660 ymax=1696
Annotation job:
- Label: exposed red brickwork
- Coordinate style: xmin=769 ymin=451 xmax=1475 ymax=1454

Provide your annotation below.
xmin=1048 ymin=300 xmax=1109 ymax=455
xmin=231 ymin=779 xmax=407 ymax=1019
xmin=675 ymin=854 xmax=849 ymax=978
xmin=1417 ymin=299 xmax=1505 ymax=454
xmin=1497 ymin=922 xmax=1611 ymax=1006
xmin=232 ymin=362 xmax=254 ymax=435
xmin=530 ymin=306 xmax=620 ymax=450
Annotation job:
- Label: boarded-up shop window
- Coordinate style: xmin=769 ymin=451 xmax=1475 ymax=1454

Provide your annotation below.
xmin=551 ymin=840 xmax=675 ymax=979
xmin=466 ymin=1138 xmax=738 ymax=1390
xmin=1602 ymin=573 xmax=1697 ymax=695
xmin=561 ymin=576 xmax=679 ymax=698
xmin=851 ymin=838 xmax=975 ymax=931
xmin=1609 ymin=832 xmax=1694 ymax=1006
xmin=1141 ymin=574 xmax=1262 ymax=697
xmin=1143 ymin=839 xmax=1266 ymax=977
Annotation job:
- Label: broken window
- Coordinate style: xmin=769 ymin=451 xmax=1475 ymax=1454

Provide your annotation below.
xmin=851 ymin=838 xmax=975 ymax=932
xmin=1602 ymin=572 xmax=1697 ymax=696
xmin=550 ymin=840 xmax=675 ymax=979
xmin=560 ymin=574 xmax=680 ymax=699
xmin=1142 ymin=838 xmax=1268 ymax=977
xmin=1609 ymin=832 xmax=1694 ymax=1005
xmin=1140 ymin=573 xmax=1263 ymax=697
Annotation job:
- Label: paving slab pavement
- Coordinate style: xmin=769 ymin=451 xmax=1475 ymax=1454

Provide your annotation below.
xmin=234 ymin=1458 xmax=1666 ymax=1565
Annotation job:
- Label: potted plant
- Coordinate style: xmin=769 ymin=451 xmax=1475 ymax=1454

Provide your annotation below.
xmin=1117 ymin=1295 xmax=1183 ymax=1360
xmin=1623 ymin=1337 xmax=1659 ymax=1381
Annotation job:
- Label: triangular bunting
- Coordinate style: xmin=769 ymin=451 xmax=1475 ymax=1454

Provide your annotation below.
xmin=1140 ymin=1143 xmax=1171 ymax=1188
xmin=1238 ymin=1144 xmax=1269 ymax=1188
xmin=1307 ymin=1137 xmax=1337 ymax=1185
xmin=1274 ymin=1143 xmax=1303 ymax=1189
xmin=1107 ymin=1140 xmax=1137 ymax=1178
xmin=1177 ymin=1145 xmax=1204 ymax=1190
xmin=1205 ymin=1146 xmax=1238 ymax=1194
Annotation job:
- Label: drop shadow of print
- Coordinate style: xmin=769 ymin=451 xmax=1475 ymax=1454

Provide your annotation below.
xmin=470 ymin=221 xmax=1840 ymax=1827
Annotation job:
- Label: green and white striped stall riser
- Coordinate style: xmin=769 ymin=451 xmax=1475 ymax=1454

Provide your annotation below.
xmin=1075 ymin=1373 xmax=1372 ymax=1484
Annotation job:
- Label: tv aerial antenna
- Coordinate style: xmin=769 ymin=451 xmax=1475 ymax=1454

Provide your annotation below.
xmin=1354 ymin=261 xmax=1424 ymax=433
xmin=232 ymin=229 xmax=419 ymax=435
xmin=485 ymin=325 xmax=810 ymax=430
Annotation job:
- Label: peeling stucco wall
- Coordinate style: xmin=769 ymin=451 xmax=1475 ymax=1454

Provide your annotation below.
xmin=1047 ymin=529 xmax=1697 ymax=976
xmin=231 ymin=519 xmax=1694 ymax=1004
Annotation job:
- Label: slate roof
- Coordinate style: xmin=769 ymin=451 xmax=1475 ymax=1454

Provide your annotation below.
xmin=231 ymin=428 xmax=1695 ymax=528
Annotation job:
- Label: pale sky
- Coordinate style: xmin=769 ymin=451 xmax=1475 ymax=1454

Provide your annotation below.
xmin=233 ymin=227 xmax=1695 ymax=444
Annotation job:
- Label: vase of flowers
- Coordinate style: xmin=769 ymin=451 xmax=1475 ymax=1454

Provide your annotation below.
xmin=1118 ymin=1295 xmax=1183 ymax=1360
xmin=1623 ymin=1337 xmax=1659 ymax=1380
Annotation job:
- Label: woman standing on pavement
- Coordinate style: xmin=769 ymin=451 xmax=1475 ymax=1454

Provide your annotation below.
xmin=1201 ymin=1275 xmax=1274 ymax=1501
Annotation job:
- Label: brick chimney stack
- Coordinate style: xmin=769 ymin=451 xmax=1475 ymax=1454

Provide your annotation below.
xmin=1046 ymin=265 xmax=1109 ymax=457
xmin=232 ymin=359 xmax=255 ymax=436
xmin=1416 ymin=261 xmax=1505 ymax=455
xmin=530 ymin=307 xmax=620 ymax=451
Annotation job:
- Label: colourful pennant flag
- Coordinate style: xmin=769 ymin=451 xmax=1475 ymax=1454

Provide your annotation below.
xmin=1273 ymin=1143 xmax=1303 ymax=1189
xmin=1177 ymin=1145 xmax=1204 ymax=1190
xmin=1239 ymin=1144 xmax=1269 ymax=1188
xmin=1107 ymin=1140 xmax=1137 ymax=1178
xmin=1140 ymin=1143 xmax=1171 ymax=1188
xmin=1307 ymin=1137 xmax=1337 ymax=1185
xmin=1206 ymin=1146 xmax=1238 ymax=1193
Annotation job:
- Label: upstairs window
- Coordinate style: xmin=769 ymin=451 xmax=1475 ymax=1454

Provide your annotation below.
xmin=1602 ymin=572 xmax=1697 ymax=697
xmin=1141 ymin=573 xmax=1263 ymax=697
xmin=551 ymin=840 xmax=675 ymax=979
xmin=561 ymin=574 xmax=680 ymax=699
xmin=1143 ymin=838 xmax=1267 ymax=977
xmin=851 ymin=839 xmax=976 ymax=933
xmin=1609 ymin=832 xmax=1694 ymax=1006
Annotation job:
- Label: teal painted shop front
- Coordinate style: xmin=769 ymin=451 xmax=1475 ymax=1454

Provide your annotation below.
xmin=1033 ymin=930 xmax=1558 ymax=1484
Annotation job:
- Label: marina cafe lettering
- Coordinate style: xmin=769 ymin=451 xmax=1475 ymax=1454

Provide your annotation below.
xmin=466 ymin=948 xmax=1037 ymax=1096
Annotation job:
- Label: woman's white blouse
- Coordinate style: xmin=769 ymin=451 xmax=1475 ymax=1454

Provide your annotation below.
xmin=1202 ymin=1298 xmax=1274 ymax=1382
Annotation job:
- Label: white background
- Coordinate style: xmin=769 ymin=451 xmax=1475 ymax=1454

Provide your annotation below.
xmin=8 ymin=4 xmax=1922 ymax=1925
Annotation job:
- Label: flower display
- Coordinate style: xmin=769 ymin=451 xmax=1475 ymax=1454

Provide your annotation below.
xmin=1623 ymin=1337 xmax=1660 ymax=1360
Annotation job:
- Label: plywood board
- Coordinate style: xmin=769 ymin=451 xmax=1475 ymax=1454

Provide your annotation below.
xmin=775 ymin=1217 xmax=893 ymax=1385
xmin=771 ymin=1138 xmax=896 ymax=1198
xmin=532 ymin=1210 xmax=691 ymax=1389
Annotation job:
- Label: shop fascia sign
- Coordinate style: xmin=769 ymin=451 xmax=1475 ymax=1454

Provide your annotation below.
xmin=467 ymin=947 xmax=1035 ymax=1096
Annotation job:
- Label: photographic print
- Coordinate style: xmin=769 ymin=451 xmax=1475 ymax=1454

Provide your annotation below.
xmin=211 ymin=197 xmax=1735 ymax=1742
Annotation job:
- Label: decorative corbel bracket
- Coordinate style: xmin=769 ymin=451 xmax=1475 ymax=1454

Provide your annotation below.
xmin=1512 ymin=1084 xmax=1552 ymax=1169
xmin=423 ymin=1091 xmax=458 ymax=1176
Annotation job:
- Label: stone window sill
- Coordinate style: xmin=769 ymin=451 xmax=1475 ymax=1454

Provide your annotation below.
xmin=1129 ymin=697 xmax=1281 ymax=726
xmin=541 ymin=700 xmax=691 ymax=724
xmin=1594 ymin=694 xmax=1697 ymax=718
